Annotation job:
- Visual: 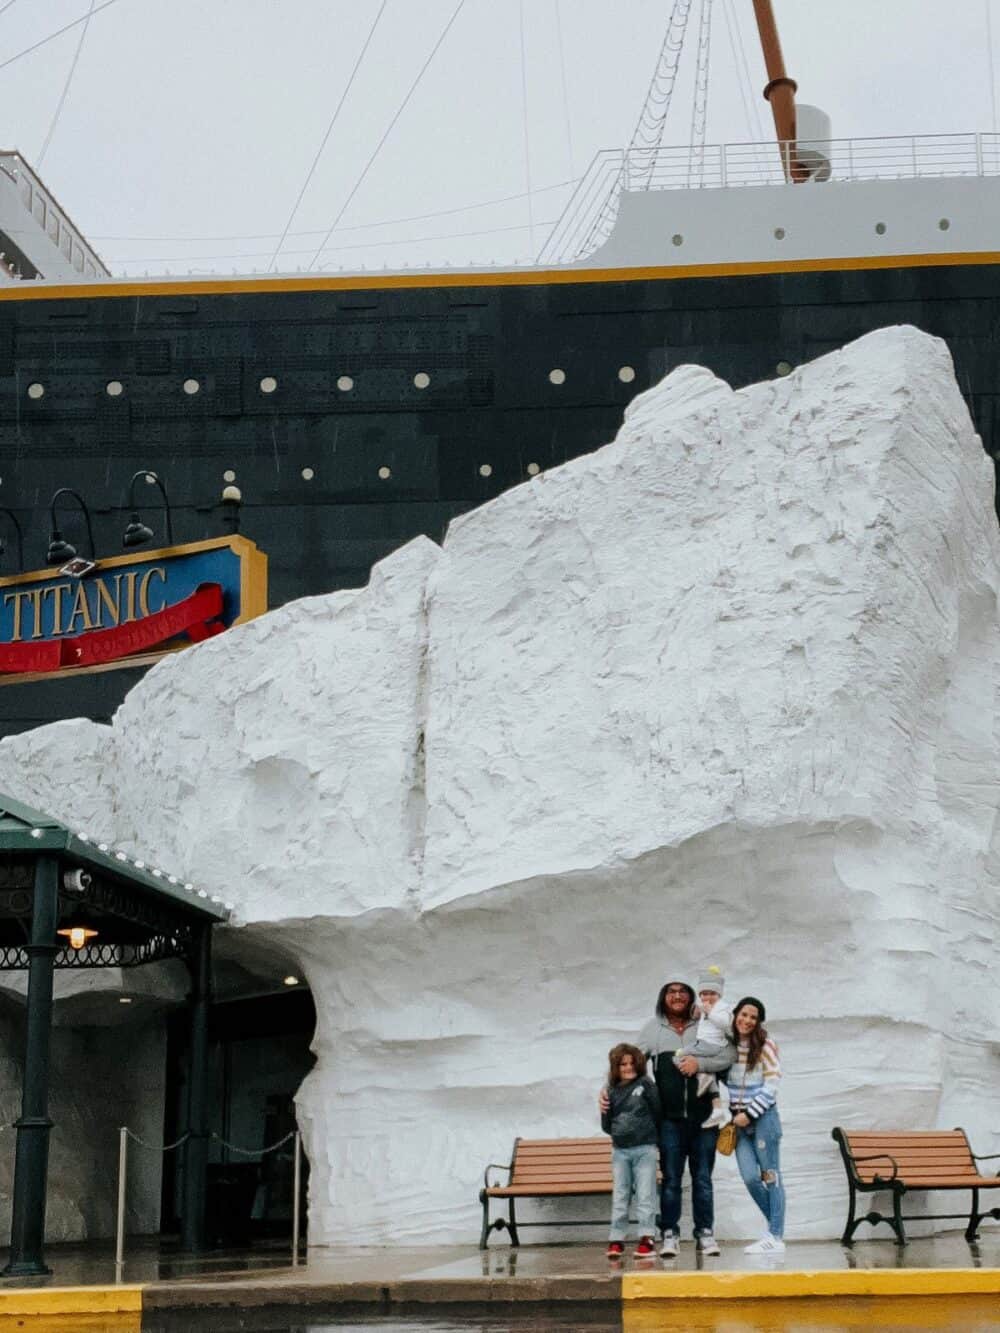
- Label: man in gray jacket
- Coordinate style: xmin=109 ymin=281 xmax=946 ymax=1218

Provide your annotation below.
xmin=637 ymin=979 xmax=736 ymax=1257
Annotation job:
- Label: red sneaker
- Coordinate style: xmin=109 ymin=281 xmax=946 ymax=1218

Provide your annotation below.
xmin=634 ymin=1236 xmax=656 ymax=1257
xmin=606 ymin=1240 xmax=625 ymax=1258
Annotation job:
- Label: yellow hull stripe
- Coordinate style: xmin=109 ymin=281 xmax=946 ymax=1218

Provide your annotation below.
xmin=1 ymin=249 xmax=1000 ymax=301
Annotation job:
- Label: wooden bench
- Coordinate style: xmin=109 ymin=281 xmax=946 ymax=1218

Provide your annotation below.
xmin=479 ymin=1136 xmax=616 ymax=1248
xmin=832 ymin=1127 xmax=1000 ymax=1244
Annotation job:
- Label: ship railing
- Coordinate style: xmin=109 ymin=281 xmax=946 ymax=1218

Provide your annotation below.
xmin=0 ymin=150 xmax=110 ymax=279
xmin=538 ymin=131 xmax=1000 ymax=265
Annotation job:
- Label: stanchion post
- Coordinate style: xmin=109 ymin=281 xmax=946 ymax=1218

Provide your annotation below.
xmin=292 ymin=1129 xmax=302 ymax=1267
xmin=115 ymin=1126 xmax=128 ymax=1281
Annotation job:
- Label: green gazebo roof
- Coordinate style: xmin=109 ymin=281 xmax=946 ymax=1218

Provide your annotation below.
xmin=0 ymin=791 xmax=229 ymax=923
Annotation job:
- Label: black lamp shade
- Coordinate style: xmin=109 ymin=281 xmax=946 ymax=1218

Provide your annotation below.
xmin=46 ymin=530 xmax=76 ymax=565
xmin=122 ymin=514 xmax=153 ymax=548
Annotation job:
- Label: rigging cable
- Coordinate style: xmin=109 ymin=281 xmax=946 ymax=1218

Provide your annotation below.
xmin=519 ymin=0 xmax=534 ymax=253
xmin=988 ymin=0 xmax=998 ymax=136
xmin=554 ymin=0 xmax=575 ymax=180
xmin=579 ymin=0 xmax=692 ymax=258
xmin=89 ymin=177 xmax=578 ymax=243
xmin=0 ymin=0 xmax=121 ymax=74
xmin=306 ymin=0 xmax=468 ymax=271
xmin=109 ymin=219 xmax=559 ymax=268
xmin=687 ymin=0 xmax=713 ymax=186
xmin=37 ymin=0 xmax=95 ymax=167
xmin=721 ymin=0 xmax=768 ymax=180
xmin=266 ymin=0 xmax=388 ymax=272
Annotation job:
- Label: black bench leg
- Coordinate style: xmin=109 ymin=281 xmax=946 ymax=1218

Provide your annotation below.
xmin=841 ymin=1183 xmax=859 ymax=1245
xmin=508 ymin=1198 xmax=521 ymax=1247
xmin=891 ymin=1189 xmax=906 ymax=1245
xmin=966 ymin=1188 xmax=980 ymax=1244
xmin=479 ymin=1191 xmax=491 ymax=1250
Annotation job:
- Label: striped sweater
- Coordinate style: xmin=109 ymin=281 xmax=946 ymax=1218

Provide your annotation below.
xmin=723 ymin=1037 xmax=781 ymax=1119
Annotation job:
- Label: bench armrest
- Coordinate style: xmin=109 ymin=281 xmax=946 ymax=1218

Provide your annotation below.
xmin=850 ymin=1151 xmax=899 ymax=1181
xmin=483 ymin=1161 xmax=513 ymax=1189
xmin=972 ymin=1151 xmax=1000 ymax=1161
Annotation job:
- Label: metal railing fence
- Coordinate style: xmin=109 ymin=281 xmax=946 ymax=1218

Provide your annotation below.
xmin=538 ymin=131 xmax=1000 ymax=265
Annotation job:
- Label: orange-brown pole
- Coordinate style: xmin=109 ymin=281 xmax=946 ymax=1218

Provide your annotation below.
xmin=751 ymin=0 xmax=803 ymax=179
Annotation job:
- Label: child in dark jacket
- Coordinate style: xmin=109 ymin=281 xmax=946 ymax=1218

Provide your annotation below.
xmin=601 ymin=1043 xmax=662 ymax=1258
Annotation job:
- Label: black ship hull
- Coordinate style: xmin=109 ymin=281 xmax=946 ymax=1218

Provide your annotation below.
xmin=1 ymin=256 xmax=997 ymax=735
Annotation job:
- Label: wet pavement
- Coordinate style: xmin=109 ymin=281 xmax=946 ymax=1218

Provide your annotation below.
xmin=2 ymin=1236 xmax=1000 ymax=1330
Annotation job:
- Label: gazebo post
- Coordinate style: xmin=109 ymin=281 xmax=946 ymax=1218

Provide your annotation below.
xmin=180 ymin=923 xmax=212 ymax=1252
xmin=4 ymin=854 xmax=59 ymax=1275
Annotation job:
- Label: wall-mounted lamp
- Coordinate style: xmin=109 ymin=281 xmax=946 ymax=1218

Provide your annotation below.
xmin=57 ymin=925 xmax=98 ymax=950
xmin=46 ymin=488 xmax=96 ymax=567
xmin=123 ymin=470 xmax=174 ymax=549
xmin=221 ymin=483 xmax=242 ymax=534
xmin=0 ymin=507 xmax=24 ymax=573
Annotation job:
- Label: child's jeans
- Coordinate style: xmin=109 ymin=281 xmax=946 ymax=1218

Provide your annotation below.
xmin=610 ymin=1143 xmax=658 ymax=1240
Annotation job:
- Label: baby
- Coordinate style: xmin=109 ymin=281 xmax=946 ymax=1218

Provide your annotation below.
xmin=673 ymin=966 xmax=733 ymax=1129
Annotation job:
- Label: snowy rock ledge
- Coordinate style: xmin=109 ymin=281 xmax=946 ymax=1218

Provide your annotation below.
xmin=1 ymin=325 xmax=999 ymax=1246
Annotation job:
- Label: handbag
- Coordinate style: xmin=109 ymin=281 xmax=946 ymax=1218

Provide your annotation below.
xmin=716 ymin=1121 xmax=737 ymax=1156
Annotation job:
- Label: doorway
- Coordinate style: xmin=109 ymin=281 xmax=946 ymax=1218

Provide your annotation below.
xmin=161 ymin=987 xmax=316 ymax=1247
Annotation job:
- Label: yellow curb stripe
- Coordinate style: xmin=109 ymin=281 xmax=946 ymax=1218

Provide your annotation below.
xmin=0 ymin=1283 xmax=143 ymax=1315
xmin=623 ymin=1266 xmax=1000 ymax=1300
xmin=0 ymin=1317 xmax=141 ymax=1333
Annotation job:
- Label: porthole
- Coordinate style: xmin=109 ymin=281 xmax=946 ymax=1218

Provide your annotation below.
xmin=776 ymin=361 xmax=793 ymax=377
xmin=413 ymin=371 xmax=430 ymax=389
xmin=874 ymin=222 xmax=886 ymax=235
xmin=378 ymin=465 xmax=391 ymax=480
xmin=939 ymin=217 xmax=950 ymax=231
xmin=773 ymin=227 xmax=786 ymax=240
xmin=526 ymin=462 xmax=541 ymax=476
xmin=618 ymin=365 xmax=636 ymax=383
xmin=105 ymin=380 xmax=124 ymax=397
xmin=671 ymin=233 xmax=683 ymax=246
xmin=223 ymin=469 xmax=236 ymax=482
xmin=301 ymin=467 xmax=314 ymax=481
xmin=183 ymin=377 xmax=200 ymax=395
xmin=479 ymin=463 xmax=493 ymax=478
xmin=27 ymin=382 xmax=44 ymax=400
xmin=548 ymin=368 xmax=566 ymax=385
xmin=337 ymin=375 xmax=354 ymax=392
xmin=259 ymin=375 xmax=278 ymax=394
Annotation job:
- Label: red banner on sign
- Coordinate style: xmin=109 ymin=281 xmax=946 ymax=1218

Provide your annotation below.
xmin=0 ymin=582 xmax=224 ymax=675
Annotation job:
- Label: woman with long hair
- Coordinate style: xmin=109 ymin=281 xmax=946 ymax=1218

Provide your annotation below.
xmin=724 ymin=996 xmax=785 ymax=1254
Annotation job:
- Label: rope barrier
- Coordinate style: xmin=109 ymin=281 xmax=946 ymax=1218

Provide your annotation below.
xmin=115 ymin=1125 xmax=304 ymax=1280
xmin=210 ymin=1128 xmax=296 ymax=1157
xmin=124 ymin=1128 xmax=191 ymax=1152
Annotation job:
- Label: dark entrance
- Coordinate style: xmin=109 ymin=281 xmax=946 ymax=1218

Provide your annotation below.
xmin=162 ymin=988 xmax=315 ymax=1248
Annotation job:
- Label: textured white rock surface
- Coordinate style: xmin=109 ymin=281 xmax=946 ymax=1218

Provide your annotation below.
xmin=1 ymin=325 xmax=999 ymax=1245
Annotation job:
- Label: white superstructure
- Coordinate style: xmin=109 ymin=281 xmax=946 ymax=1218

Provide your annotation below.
xmin=0 ymin=151 xmax=108 ymax=283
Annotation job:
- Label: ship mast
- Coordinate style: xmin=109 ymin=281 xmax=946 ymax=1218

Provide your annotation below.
xmin=751 ymin=0 xmax=806 ymax=181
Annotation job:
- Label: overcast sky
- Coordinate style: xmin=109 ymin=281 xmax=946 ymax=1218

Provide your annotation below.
xmin=0 ymin=0 xmax=997 ymax=277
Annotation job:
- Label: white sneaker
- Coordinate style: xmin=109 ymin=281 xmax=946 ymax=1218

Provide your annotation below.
xmin=658 ymin=1231 xmax=679 ymax=1258
xmin=701 ymin=1106 xmax=731 ymax=1129
xmin=697 ymin=1232 xmax=721 ymax=1256
xmin=744 ymin=1234 xmax=786 ymax=1254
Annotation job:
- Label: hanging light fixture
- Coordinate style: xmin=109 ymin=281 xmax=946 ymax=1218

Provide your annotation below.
xmin=122 ymin=471 xmax=174 ymax=549
xmin=46 ymin=488 xmax=96 ymax=569
xmin=57 ymin=925 xmax=98 ymax=950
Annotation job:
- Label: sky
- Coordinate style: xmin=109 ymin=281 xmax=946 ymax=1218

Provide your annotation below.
xmin=0 ymin=0 xmax=997 ymax=277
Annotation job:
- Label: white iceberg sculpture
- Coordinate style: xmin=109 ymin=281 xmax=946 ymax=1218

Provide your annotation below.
xmin=1 ymin=324 xmax=998 ymax=1245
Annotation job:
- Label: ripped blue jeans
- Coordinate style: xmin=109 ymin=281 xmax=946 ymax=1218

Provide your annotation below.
xmin=734 ymin=1105 xmax=785 ymax=1239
